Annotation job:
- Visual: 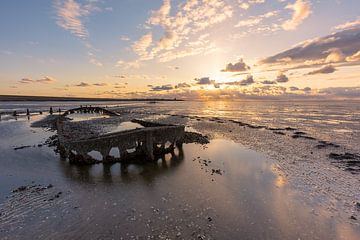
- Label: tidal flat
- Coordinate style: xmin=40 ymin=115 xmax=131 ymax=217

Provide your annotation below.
xmin=0 ymin=103 xmax=360 ymax=239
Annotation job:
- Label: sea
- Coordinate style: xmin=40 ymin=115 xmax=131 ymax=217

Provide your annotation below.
xmin=1 ymin=100 xmax=359 ymax=150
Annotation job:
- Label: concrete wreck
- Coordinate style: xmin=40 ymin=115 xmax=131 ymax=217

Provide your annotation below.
xmin=57 ymin=107 xmax=185 ymax=164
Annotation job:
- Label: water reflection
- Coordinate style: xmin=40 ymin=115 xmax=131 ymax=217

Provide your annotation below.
xmin=59 ymin=148 xmax=184 ymax=184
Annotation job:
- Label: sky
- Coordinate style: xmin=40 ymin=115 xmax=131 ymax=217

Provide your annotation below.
xmin=0 ymin=0 xmax=359 ymax=100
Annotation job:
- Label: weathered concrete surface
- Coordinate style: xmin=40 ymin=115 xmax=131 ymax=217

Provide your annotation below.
xmin=57 ymin=107 xmax=185 ymax=164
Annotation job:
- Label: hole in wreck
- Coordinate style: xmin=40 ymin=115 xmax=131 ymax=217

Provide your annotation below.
xmin=87 ymin=150 xmax=103 ymax=161
xmin=165 ymin=141 xmax=172 ymax=148
xmin=109 ymin=147 xmax=120 ymax=158
xmin=126 ymin=148 xmax=136 ymax=154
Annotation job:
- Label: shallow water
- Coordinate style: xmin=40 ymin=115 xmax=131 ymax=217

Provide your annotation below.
xmin=66 ymin=113 xmax=111 ymax=122
xmin=1 ymin=100 xmax=359 ymax=150
xmin=0 ymin=116 xmax=359 ymax=239
xmin=107 ymin=121 xmax=144 ymax=133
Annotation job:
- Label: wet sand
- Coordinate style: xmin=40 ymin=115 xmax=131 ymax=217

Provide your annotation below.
xmin=0 ymin=113 xmax=359 ymax=239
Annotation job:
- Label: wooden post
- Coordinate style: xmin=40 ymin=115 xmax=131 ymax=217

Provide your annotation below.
xmin=145 ymin=131 xmax=154 ymax=160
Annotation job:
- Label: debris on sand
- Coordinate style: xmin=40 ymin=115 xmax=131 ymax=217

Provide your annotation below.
xmin=181 ymin=132 xmax=209 ymax=145
xmin=211 ymin=169 xmax=222 ymax=175
xmin=12 ymin=186 xmax=27 ymax=192
xmin=328 ymin=153 xmax=360 ymax=174
xmin=316 ymin=141 xmax=340 ymax=149
xmin=13 ymin=145 xmax=32 ymax=150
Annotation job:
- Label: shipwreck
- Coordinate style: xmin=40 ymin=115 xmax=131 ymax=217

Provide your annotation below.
xmin=56 ymin=107 xmax=185 ymax=164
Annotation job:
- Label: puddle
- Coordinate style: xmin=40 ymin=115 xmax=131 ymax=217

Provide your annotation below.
xmin=66 ymin=113 xmax=111 ymax=122
xmin=107 ymin=121 xmax=144 ymax=133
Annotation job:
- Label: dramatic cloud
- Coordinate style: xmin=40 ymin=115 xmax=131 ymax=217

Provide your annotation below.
xmin=276 ymin=73 xmax=289 ymax=83
xmin=261 ymin=25 xmax=360 ymax=67
xmin=148 ymin=84 xmax=173 ymax=91
xmin=19 ymin=76 xmax=56 ymax=84
xmin=131 ymin=0 xmax=232 ymax=62
xmin=221 ymin=59 xmax=251 ymax=72
xmin=307 ymin=65 xmax=336 ymax=75
xmin=282 ymin=0 xmax=311 ymax=30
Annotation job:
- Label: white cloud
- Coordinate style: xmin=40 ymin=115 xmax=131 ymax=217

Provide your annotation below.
xmin=335 ymin=17 xmax=360 ymax=30
xmin=261 ymin=26 xmax=360 ymax=69
xmin=89 ymin=58 xmax=103 ymax=67
xmin=132 ymin=33 xmax=153 ymax=60
xmin=132 ymin=0 xmax=232 ymax=62
xmin=282 ymin=0 xmax=311 ymax=30
xmin=54 ymin=0 xmax=95 ymax=38
xmin=346 ymin=51 xmax=360 ymax=62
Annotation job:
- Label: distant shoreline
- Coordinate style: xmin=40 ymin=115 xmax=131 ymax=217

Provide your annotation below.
xmin=0 ymin=95 xmax=183 ymax=102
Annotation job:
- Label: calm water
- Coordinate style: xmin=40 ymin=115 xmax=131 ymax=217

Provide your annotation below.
xmin=0 ymin=116 xmax=359 ymax=239
xmin=1 ymin=100 xmax=359 ymax=149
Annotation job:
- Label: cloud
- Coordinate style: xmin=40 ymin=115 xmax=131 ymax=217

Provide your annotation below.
xmin=221 ymin=59 xmax=251 ymax=72
xmin=54 ymin=0 xmax=99 ymax=38
xmin=276 ymin=73 xmax=289 ymax=83
xmin=239 ymin=75 xmax=255 ymax=86
xmin=93 ymin=83 xmax=107 ymax=86
xmin=132 ymin=33 xmax=153 ymax=59
xmin=223 ymin=75 xmax=255 ymax=86
xmin=334 ymin=17 xmax=360 ymax=31
xmin=319 ymin=87 xmax=360 ymax=98
xmin=235 ymin=10 xmax=278 ymax=28
xmin=148 ymin=84 xmax=173 ymax=91
xmin=75 ymin=82 xmax=91 ymax=87
xmin=261 ymin=80 xmax=277 ymax=85
xmin=175 ymin=82 xmax=191 ymax=88
xmin=19 ymin=76 xmax=56 ymax=84
xmin=194 ymin=77 xmax=215 ymax=85
xmin=260 ymin=26 xmax=360 ymax=68
xmin=131 ymin=0 xmax=232 ymax=62
xmin=120 ymin=36 xmax=130 ymax=41
xmin=89 ymin=58 xmax=103 ymax=67
xmin=289 ymin=86 xmax=299 ymax=91
xmin=346 ymin=51 xmax=360 ymax=62
xmin=238 ymin=0 xmax=265 ymax=10
xmin=307 ymin=65 xmax=336 ymax=75
xmin=282 ymin=0 xmax=311 ymax=30
xmin=303 ymin=87 xmax=311 ymax=92
xmin=74 ymin=82 xmax=108 ymax=87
